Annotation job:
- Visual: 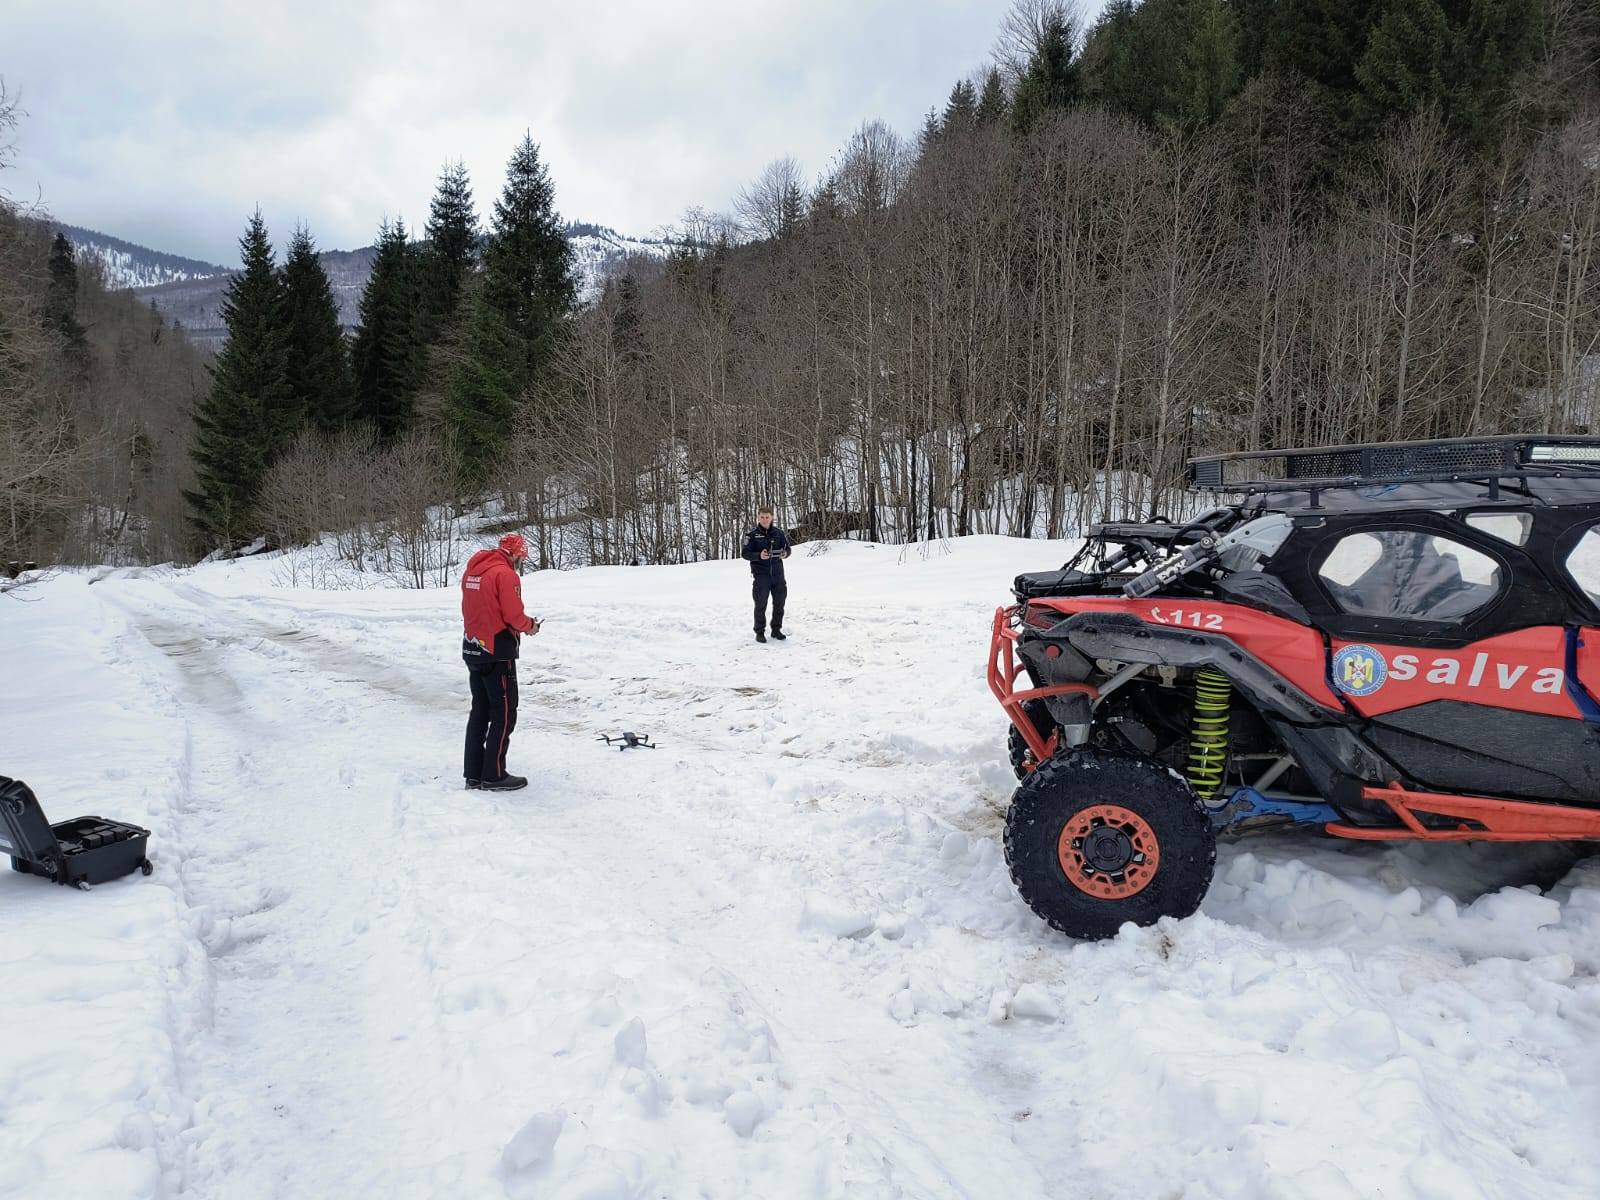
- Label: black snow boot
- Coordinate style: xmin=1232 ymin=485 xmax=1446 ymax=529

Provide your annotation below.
xmin=479 ymin=774 xmax=528 ymax=792
xmin=771 ymin=630 xmax=787 ymax=640
xmin=755 ymin=631 xmax=767 ymax=643
xmin=464 ymin=779 xmax=481 ymax=791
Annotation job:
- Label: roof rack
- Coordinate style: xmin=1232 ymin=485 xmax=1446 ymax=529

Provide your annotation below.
xmin=1189 ymin=435 xmax=1600 ymax=495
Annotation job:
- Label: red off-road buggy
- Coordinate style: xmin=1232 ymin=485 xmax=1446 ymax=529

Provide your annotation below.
xmin=991 ymin=437 xmax=1600 ymax=939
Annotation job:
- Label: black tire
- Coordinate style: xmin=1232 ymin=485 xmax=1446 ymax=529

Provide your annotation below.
xmin=1004 ymin=748 xmax=1216 ymax=940
xmin=1006 ymin=699 xmax=1058 ymax=780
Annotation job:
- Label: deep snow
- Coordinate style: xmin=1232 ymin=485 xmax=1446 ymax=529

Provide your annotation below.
xmin=2 ymin=538 xmax=1598 ymax=1200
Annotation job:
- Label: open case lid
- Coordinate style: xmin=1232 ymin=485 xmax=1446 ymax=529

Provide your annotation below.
xmin=0 ymin=776 xmax=62 ymax=864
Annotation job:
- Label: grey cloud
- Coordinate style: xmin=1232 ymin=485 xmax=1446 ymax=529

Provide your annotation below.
xmin=7 ymin=0 xmax=1075 ymax=265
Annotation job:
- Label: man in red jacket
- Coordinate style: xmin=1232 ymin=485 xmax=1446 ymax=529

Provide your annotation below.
xmin=461 ymin=533 xmax=540 ymax=791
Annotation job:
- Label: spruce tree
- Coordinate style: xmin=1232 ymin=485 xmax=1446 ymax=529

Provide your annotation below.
xmin=1177 ymin=0 xmax=1244 ymax=127
xmin=777 ymin=176 xmax=806 ymax=237
xmin=442 ymin=283 xmax=520 ymax=486
xmin=808 ymin=178 xmax=843 ymax=229
xmin=445 ymin=134 xmax=575 ymax=473
xmin=187 ymin=211 xmax=291 ymax=547
xmin=1352 ymin=0 xmax=1541 ymax=145
xmin=1011 ymin=7 xmax=1081 ymax=135
xmin=975 ymin=68 xmax=1010 ymax=127
xmin=611 ymin=274 xmax=648 ymax=388
xmin=942 ymin=79 xmax=979 ymax=137
xmin=418 ymin=160 xmax=478 ymax=343
xmin=1081 ymin=0 xmax=1143 ymax=115
xmin=1350 ymin=0 xmax=1453 ymax=136
xmin=280 ymin=226 xmax=353 ymax=437
xmin=483 ymin=134 xmax=576 ymax=363
xmin=1262 ymin=0 xmax=1381 ymax=95
xmin=351 ymin=219 xmax=422 ymax=441
xmin=45 ymin=233 xmax=86 ymax=350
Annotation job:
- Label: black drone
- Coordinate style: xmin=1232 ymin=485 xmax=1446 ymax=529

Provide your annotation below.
xmin=598 ymin=731 xmax=659 ymax=751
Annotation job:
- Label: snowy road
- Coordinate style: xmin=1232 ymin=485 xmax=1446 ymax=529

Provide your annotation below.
xmin=4 ymin=539 xmax=1600 ymax=1200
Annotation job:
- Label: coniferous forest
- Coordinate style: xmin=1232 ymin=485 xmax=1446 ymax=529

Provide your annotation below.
xmin=4 ymin=1 xmax=1600 ymax=571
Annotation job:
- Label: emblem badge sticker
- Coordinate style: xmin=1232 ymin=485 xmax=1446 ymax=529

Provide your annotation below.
xmin=1332 ymin=644 xmax=1388 ymax=697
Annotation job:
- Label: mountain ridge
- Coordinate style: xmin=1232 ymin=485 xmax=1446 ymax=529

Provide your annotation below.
xmin=57 ymin=223 xmax=233 ymax=288
xmin=58 ymin=220 xmax=682 ymax=346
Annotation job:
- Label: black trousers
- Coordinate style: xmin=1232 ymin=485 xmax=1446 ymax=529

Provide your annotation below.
xmin=465 ymin=660 xmax=519 ymax=782
xmin=753 ymin=575 xmax=787 ymax=633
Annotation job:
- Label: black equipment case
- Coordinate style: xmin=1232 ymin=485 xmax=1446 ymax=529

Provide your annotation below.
xmin=0 ymin=776 xmax=152 ymax=888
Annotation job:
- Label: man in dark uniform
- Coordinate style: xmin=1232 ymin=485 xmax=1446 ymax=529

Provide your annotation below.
xmin=741 ymin=506 xmax=790 ymax=643
xmin=461 ymin=533 xmax=540 ymax=791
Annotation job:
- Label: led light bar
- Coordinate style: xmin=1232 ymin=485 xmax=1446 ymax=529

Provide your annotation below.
xmin=1526 ymin=443 xmax=1600 ymax=463
xmin=1188 ymin=435 xmax=1600 ymax=493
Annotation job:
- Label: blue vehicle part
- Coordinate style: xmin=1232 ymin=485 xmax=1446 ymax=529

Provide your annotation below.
xmin=1563 ymin=627 xmax=1600 ymax=726
xmin=1209 ymin=786 xmax=1340 ymax=833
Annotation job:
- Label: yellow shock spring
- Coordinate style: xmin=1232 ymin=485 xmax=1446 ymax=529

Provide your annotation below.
xmin=1187 ymin=668 xmax=1233 ymax=801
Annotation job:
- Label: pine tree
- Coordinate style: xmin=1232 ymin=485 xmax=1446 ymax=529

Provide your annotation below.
xmin=45 ymin=233 xmax=86 ymax=350
xmin=186 ymin=211 xmax=291 ymax=547
xmin=1011 ymin=7 xmax=1081 ymax=135
xmin=446 ymin=133 xmax=575 ymax=473
xmin=279 ymin=226 xmax=353 ymax=437
xmin=975 ymin=68 xmax=1010 ymax=127
xmin=351 ymin=219 xmax=423 ymax=441
xmin=418 ymin=160 xmax=478 ymax=343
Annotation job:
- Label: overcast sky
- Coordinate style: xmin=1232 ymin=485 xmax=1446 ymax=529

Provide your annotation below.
xmin=3 ymin=0 xmax=1102 ymax=266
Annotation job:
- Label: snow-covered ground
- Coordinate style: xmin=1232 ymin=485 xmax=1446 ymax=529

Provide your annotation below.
xmin=2 ymin=537 xmax=1598 ymax=1200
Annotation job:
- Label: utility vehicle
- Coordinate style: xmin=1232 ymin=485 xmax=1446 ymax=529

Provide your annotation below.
xmin=990 ymin=436 xmax=1600 ymax=939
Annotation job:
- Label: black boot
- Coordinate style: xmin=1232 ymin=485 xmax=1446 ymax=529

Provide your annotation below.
xmin=755 ymin=631 xmax=767 ymax=643
xmin=771 ymin=630 xmax=787 ymax=640
xmin=479 ymin=774 xmax=528 ymax=792
xmin=464 ymin=779 xmax=481 ymax=791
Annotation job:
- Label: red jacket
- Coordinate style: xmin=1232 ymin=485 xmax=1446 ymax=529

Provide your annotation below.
xmin=462 ymin=548 xmax=535 ymax=664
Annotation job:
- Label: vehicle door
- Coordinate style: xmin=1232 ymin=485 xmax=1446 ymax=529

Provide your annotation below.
xmin=1307 ymin=513 xmax=1598 ymax=802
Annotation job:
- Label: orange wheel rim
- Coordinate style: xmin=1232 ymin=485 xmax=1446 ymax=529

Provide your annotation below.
xmin=1058 ymin=804 xmax=1161 ymax=900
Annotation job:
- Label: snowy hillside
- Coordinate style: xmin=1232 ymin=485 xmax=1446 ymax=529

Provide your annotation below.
xmin=3 ymin=539 xmax=1598 ymax=1199
xmin=56 ymin=223 xmax=230 ymax=290
xmin=566 ymin=221 xmax=680 ymax=297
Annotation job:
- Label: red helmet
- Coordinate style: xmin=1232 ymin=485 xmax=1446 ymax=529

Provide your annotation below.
xmin=499 ymin=533 xmax=529 ymax=562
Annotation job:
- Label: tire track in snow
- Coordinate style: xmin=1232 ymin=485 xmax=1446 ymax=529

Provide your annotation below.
xmin=108 ymin=583 xmax=1062 ymax=1196
xmin=105 ymin=586 xmax=470 ymax=1197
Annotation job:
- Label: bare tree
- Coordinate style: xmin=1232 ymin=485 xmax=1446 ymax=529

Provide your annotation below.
xmin=994 ymin=0 xmax=1081 ymax=86
xmin=513 ymin=75 xmax=1600 ymax=568
xmin=0 ymin=80 xmax=19 ymax=179
xmin=735 ymin=157 xmax=807 ymax=242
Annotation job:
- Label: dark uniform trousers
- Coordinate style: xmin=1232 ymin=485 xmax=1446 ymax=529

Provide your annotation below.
xmin=754 ymin=575 xmax=786 ymax=634
xmin=465 ymin=660 xmax=519 ymax=783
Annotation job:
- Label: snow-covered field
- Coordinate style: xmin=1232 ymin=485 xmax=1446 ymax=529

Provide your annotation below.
xmin=2 ymin=537 xmax=1598 ymax=1200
